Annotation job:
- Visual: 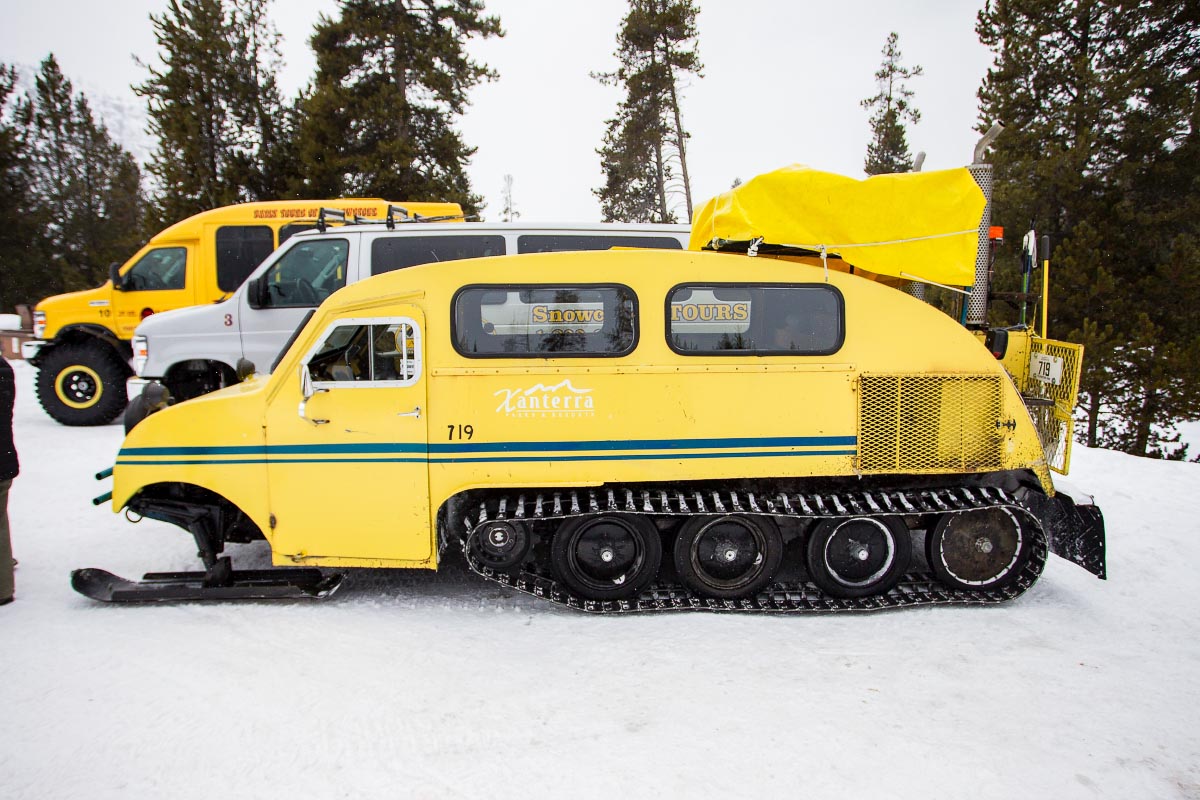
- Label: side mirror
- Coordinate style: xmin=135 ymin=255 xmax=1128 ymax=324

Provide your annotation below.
xmin=298 ymin=364 xmax=329 ymax=425
xmin=300 ymin=364 xmax=314 ymax=400
xmin=985 ymin=328 xmax=1009 ymax=360
xmin=235 ymin=358 xmax=255 ymax=382
xmin=109 ymin=262 xmax=123 ymax=291
xmin=247 ymin=277 xmax=264 ymax=309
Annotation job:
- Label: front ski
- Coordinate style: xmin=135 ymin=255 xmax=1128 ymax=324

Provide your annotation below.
xmin=71 ymin=564 xmax=343 ymax=603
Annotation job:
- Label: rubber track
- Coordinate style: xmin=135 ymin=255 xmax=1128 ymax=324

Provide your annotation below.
xmin=460 ymin=485 xmax=1048 ymax=614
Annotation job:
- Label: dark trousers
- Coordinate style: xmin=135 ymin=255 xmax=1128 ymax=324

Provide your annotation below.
xmin=0 ymin=479 xmax=12 ymax=599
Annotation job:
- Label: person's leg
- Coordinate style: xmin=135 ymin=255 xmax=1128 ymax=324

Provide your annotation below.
xmin=0 ymin=479 xmax=13 ymax=602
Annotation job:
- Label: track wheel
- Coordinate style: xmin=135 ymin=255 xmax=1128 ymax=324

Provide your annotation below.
xmin=469 ymin=521 xmax=531 ymax=571
xmin=806 ymin=516 xmax=911 ymax=599
xmin=35 ymin=341 xmax=130 ymax=426
xmin=926 ymin=508 xmax=1031 ymax=591
xmin=551 ymin=515 xmax=661 ymax=601
xmin=673 ymin=515 xmax=782 ymax=599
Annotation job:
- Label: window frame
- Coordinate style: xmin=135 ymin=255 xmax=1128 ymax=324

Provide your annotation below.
xmin=451 ymin=282 xmax=640 ymax=360
xmin=304 ymin=315 xmax=423 ymax=390
xmin=122 ymin=246 xmax=188 ymax=292
xmin=370 ymin=233 xmax=507 ymax=276
xmin=260 ymin=236 xmax=351 ymax=309
xmin=215 ymin=224 xmax=275 ymax=292
xmin=664 ymin=281 xmax=846 ymax=357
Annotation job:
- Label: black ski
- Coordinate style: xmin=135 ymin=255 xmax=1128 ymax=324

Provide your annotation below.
xmin=71 ymin=566 xmax=343 ymax=603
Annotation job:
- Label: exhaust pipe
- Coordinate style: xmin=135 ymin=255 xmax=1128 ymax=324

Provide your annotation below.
xmin=965 ymin=122 xmax=1004 ymax=325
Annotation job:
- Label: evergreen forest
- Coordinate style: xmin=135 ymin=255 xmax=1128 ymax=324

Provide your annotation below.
xmin=0 ymin=0 xmax=1196 ymax=458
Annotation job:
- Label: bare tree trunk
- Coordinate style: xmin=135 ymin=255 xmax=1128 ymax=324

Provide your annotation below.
xmin=1086 ymin=389 xmax=1101 ymax=448
xmin=392 ymin=0 xmax=412 ymax=177
xmin=666 ymin=78 xmax=692 ymax=222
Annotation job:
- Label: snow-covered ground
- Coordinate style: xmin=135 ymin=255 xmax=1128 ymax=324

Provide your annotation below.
xmin=1 ymin=360 xmax=1197 ymax=799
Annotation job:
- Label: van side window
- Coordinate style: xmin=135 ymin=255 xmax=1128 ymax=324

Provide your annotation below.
xmin=371 ymin=235 xmax=506 ymax=275
xmin=453 ymin=284 xmax=637 ymax=358
xmin=666 ymin=284 xmax=844 ymax=355
xmin=122 ymin=247 xmax=187 ymax=291
xmin=517 ymin=235 xmax=682 ymax=253
xmin=308 ymin=319 xmax=420 ymax=385
xmin=279 ymin=223 xmax=318 ymax=245
xmin=261 ymin=239 xmax=350 ymax=308
xmin=216 ymin=225 xmax=274 ymax=291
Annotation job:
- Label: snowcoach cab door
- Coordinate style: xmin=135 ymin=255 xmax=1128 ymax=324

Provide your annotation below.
xmin=263 ymin=305 xmax=431 ymax=564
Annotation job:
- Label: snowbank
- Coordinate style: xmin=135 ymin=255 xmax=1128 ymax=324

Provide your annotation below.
xmin=0 ymin=361 xmax=1197 ymax=799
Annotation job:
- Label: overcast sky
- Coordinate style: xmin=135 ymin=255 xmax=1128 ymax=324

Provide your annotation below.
xmin=1 ymin=0 xmax=996 ymax=222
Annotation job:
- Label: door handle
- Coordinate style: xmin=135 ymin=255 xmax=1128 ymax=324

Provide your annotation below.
xmin=397 ymin=406 xmax=421 ymax=419
xmin=298 ymin=389 xmax=330 ymax=425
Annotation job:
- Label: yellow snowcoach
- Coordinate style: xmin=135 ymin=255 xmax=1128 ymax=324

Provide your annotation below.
xmin=76 ymin=144 xmax=1105 ymax=612
xmin=27 ymin=198 xmax=462 ymax=426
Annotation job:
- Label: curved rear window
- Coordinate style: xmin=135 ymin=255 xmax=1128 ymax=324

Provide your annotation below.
xmin=453 ymin=284 xmax=638 ymax=358
xmin=666 ymin=283 xmax=844 ymax=355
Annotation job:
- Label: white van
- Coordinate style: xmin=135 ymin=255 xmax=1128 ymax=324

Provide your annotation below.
xmin=130 ymin=220 xmax=689 ymax=404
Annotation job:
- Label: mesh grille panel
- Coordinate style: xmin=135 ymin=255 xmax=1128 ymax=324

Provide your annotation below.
xmin=1020 ymin=338 xmax=1083 ymax=473
xmin=859 ymin=374 xmax=1003 ymax=473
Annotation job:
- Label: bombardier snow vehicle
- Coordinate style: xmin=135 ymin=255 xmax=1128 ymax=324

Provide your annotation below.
xmin=26 ymin=198 xmax=461 ymax=426
xmin=76 ymin=132 xmax=1106 ymax=611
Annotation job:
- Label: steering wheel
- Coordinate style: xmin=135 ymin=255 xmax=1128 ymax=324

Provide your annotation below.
xmin=291 ymin=279 xmax=319 ymax=305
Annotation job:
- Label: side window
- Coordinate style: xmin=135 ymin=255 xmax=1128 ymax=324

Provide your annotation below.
xmin=122 ymin=247 xmax=187 ymax=292
xmin=453 ymin=284 xmax=637 ymax=358
xmin=517 ymin=234 xmax=682 ymax=253
xmin=307 ymin=319 xmax=420 ymax=386
xmin=216 ymin=225 xmax=274 ymax=292
xmin=666 ymin=284 xmax=844 ymax=355
xmin=279 ymin=223 xmax=317 ymax=245
xmin=371 ymin=235 xmax=505 ymax=275
xmin=261 ymin=239 xmax=350 ymax=309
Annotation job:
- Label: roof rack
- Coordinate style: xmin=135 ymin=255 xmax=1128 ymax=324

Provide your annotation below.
xmin=315 ymin=204 xmax=477 ymax=233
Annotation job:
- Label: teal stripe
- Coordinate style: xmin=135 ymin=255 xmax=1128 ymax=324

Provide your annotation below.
xmin=119 ymin=434 xmax=857 ymax=459
xmin=116 ymin=448 xmax=856 ymax=467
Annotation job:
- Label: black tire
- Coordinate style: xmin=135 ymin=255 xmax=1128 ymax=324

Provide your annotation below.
xmin=926 ymin=508 xmax=1032 ymax=591
xmin=35 ymin=341 xmax=130 ymax=426
xmin=551 ymin=515 xmax=662 ymax=601
xmin=806 ymin=516 xmax=912 ymax=599
xmin=673 ymin=515 xmax=783 ymax=599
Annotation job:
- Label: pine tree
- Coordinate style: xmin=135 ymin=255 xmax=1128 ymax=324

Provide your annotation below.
xmin=23 ymin=56 xmax=144 ymax=293
xmin=595 ymin=0 xmax=702 ymax=223
xmin=977 ymin=0 xmax=1200 ymax=457
xmin=0 ymin=64 xmax=51 ymax=312
xmin=861 ymin=32 xmax=922 ymax=175
xmin=138 ymin=0 xmax=295 ymax=225
xmin=295 ymin=0 xmax=503 ymax=214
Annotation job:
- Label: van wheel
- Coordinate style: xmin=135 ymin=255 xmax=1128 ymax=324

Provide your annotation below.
xmin=35 ymin=341 xmax=130 ymax=426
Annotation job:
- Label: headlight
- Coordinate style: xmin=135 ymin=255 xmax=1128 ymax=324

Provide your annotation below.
xmin=132 ymin=335 xmax=149 ymax=376
xmin=33 ymin=311 xmax=46 ymax=339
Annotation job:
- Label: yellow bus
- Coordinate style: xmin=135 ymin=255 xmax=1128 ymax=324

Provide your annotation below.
xmin=26 ymin=198 xmax=461 ymax=426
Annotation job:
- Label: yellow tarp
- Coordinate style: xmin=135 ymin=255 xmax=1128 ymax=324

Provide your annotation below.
xmin=689 ymin=165 xmax=986 ymax=286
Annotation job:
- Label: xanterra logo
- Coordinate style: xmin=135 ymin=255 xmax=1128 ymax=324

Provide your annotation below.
xmin=494 ymin=380 xmax=595 ymax=418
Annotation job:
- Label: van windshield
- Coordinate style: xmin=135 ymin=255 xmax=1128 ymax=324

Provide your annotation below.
xmin=260 ymin=239 xmax=350 ymax=308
